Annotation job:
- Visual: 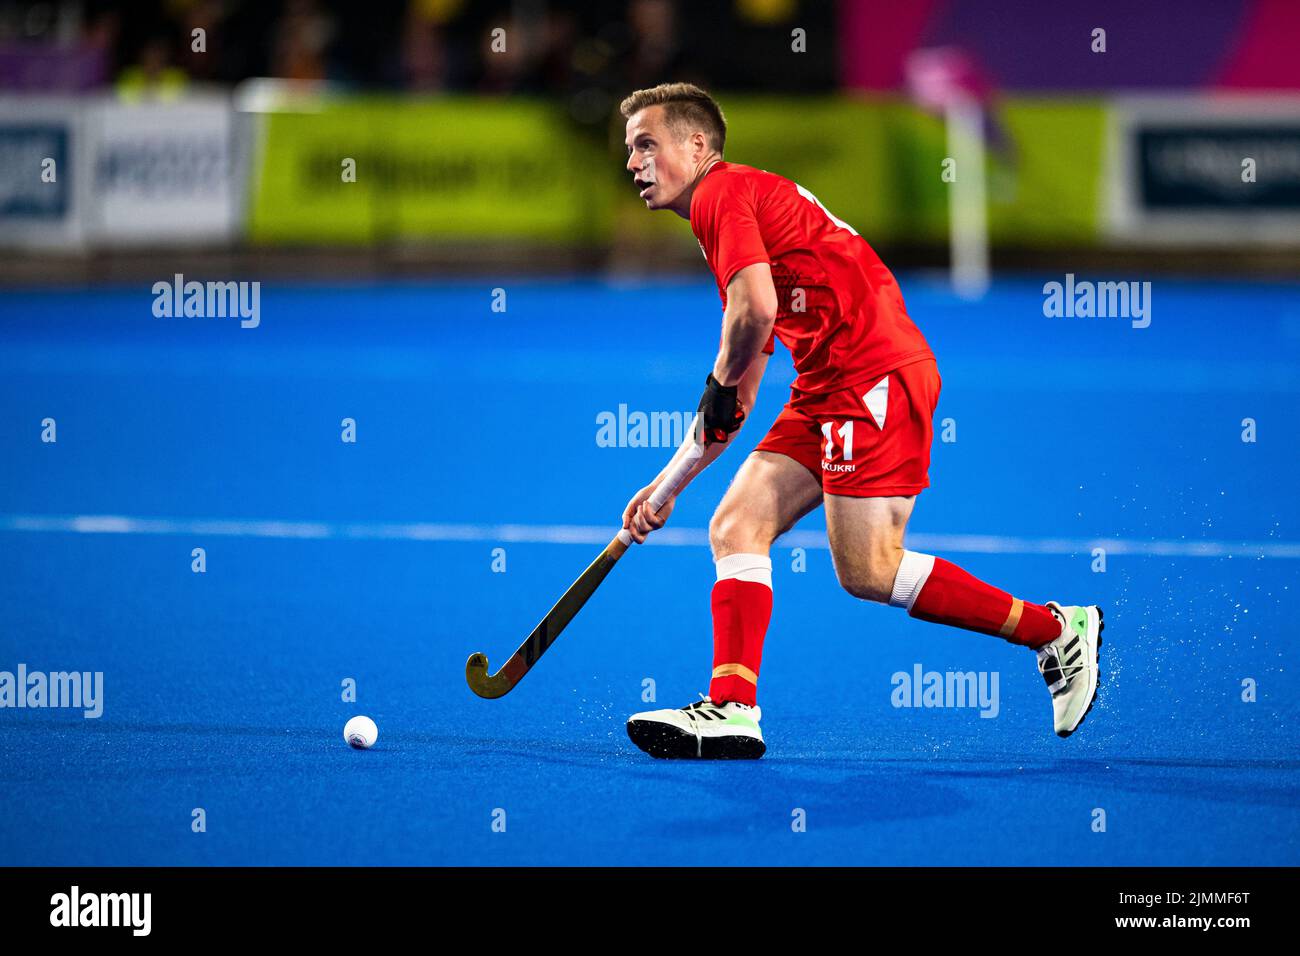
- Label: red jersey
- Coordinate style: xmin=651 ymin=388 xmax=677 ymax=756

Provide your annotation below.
xmin=691 ymin=161 xmax=933 ymax=395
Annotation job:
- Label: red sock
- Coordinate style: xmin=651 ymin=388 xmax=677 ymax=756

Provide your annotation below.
xmin=899 ymin=555 xmax=1061 ymax=648
xmin=708 ymin=554 xmax=773 ymax=706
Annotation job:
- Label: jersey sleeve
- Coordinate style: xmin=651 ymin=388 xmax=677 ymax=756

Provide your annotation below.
xmin=692 ymin=174 xmax=771 ymax=291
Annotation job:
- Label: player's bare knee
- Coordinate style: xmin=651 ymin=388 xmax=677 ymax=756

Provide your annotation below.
xmin=709 ymin=507 xmax=771 ymax=560
xmin=836 ymin=565 xmax=892 ymax=603
xmin=834 ymin=547 xmax=903 ymax=604
xmin=707 ymin=507 xmax=736 ymax=556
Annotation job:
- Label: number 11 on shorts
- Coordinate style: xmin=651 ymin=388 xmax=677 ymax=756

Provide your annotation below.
xmin=821 ymin=420 xmax=853 ymax=461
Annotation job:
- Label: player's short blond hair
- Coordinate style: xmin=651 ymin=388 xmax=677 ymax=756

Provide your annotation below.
xmin=619 ymin=82 xmax=726 ymax=154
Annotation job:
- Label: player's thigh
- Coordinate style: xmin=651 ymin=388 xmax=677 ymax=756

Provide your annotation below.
xmin=710 ymin=450 xmax=823 ymax=558
xmin=824 ymin=493 xmax=916 ymax=602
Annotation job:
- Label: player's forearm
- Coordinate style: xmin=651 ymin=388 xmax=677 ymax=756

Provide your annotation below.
xmin=712 ymin=305 xmax=774 ymax=386
xmin=651 ymin=349 xmax=767 ymax=498
xmin=652 ymin=437 xmax=728 ymax=497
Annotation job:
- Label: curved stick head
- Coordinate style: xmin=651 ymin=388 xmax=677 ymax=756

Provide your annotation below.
xmin=465 ymin=652 xmax=513 ymax=699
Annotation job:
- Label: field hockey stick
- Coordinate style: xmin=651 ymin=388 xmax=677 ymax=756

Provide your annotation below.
xmin=465 ymin=416 xmax=706 ymax=699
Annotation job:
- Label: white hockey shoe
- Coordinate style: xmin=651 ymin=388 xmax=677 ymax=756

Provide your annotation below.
xmin=627 ymin=696 xmax=765 ymax=759
xmin=1037 ymin=602 xmax=1104 ymax=738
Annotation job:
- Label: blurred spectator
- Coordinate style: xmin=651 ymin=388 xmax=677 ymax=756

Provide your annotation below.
xmin=624 ymin=0 xmax=687 ymax=89
xmin=178 ymin=0 xmax=227 ymax=82
xmin=402 ymin=1 xmax=450 ymax=91
xmin=270 ymin=0 xmax=332 ymax=82
xmin=116 ymin=34 xmax=188 ymax=100
xmin=478 ymin=8 xmax=575 ymax=95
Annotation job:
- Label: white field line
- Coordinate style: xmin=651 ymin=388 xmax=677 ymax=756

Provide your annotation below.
xmin=0 ymin=513 xmax=1297 ymax=559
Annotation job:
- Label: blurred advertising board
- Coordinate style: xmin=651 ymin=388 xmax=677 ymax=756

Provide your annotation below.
xmin=1106 ymin=96 xmax=1300 ymax=245
xmin=0 ymin=94 xmax=241 ymax=249
xmin=86 ymin=95 xmax=241 ymax=245
xmin=247 ymin=97 xmax=614 ymax=244
xmin=2 ymin=92 xmax=1117 ymax=253
xmin=0 ymin=43 xmax=107 ymax=92
xmin=722 ymin=96 xmax=1105 ymax=247
xmin=0 ymin=97 xmax=88 ymax=249
xmin=245 ymin=94 xmax=1106 ymax=251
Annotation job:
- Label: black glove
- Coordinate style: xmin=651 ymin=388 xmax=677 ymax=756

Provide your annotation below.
xmin=696 ymin=372 xmax=746 ymax=446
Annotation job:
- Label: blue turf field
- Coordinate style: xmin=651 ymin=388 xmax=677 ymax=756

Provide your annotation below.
xmin=1 ymin=275 xmax=1297 ymax=866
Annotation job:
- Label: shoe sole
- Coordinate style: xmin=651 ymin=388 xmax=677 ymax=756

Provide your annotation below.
xmin=626 ymin=720 xmax=766 ymax=759
xmin=1058 ymin=605 xmax=1103 ymax=739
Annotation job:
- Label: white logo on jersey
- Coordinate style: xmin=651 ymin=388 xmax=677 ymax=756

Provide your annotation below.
xmin=795 ymin=183 xmax=859 ymax=236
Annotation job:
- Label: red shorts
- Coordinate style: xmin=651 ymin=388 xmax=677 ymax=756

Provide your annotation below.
xmin=754 ymin=358 xmax=941 ymax=498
